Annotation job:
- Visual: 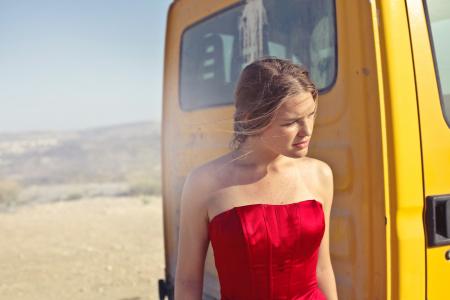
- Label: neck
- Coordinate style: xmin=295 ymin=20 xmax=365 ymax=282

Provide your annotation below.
xmin=231 ymin=136 xmax=293 ymax=173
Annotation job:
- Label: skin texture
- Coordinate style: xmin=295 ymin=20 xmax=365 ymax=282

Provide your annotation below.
xmin=174 ymin=92 xmax=338 ymax=300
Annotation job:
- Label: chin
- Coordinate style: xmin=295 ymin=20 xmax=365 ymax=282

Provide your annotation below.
xmin=283 ymin=149 xmax=307 ymax=158
xmin=292 ymin=147 xmax=308 ymax=156
xmin=295 ymin=152 xmax=308 ymax=158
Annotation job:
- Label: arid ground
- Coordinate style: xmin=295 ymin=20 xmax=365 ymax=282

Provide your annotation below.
xmin=0 ymin=195 xmax=165 ymax=300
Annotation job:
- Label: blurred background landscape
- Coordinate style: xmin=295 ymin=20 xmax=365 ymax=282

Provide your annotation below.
xmin=0 ymin=120 xmax=160 ymax=210
xmin=0 ymin=120 xmax=165 ymax=300
xmin=0 ymin=0 xmax=171 ymax=299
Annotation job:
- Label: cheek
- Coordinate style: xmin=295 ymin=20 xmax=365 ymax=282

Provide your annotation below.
xmin=262 ymin=127 xmax=296 ymax=141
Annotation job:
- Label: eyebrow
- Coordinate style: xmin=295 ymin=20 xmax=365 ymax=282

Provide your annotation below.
xmin=282 ymin=108 xmax=316 ymax=121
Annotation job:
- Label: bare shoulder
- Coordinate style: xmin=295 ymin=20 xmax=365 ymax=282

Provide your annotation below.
xmin=175 ymin=157 xmax=226 ymax=287
xmin=183 ymin=160 xmax=216 ymax=202
xmin=296 ymin=157 xmax=332 ymax=177
xmin=297 ymin=157 xmax=334 ymax=207
xmin=181 ymin=154 xmax=229 ymax=217
xmin=312 ymin=158 xmax=333 ymax=180
xmin=186 ymin=154 xmax=228 ymax=189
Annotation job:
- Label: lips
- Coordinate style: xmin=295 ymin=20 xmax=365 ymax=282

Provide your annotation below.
xmin=293 ymin=139 xmax=309 ymax=145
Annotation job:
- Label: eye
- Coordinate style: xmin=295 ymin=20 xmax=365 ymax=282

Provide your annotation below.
xmin=282 ymin=111 xmax=315 ymax=126
xmin=282 ymin=121 xmax=297 ymax=126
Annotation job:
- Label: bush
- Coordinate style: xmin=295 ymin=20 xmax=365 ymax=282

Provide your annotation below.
xmin=65 ymin=191 xmax=84 ymax=201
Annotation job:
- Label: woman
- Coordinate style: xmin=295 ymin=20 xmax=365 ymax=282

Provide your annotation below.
xmin=175 ymin=57 xmax=338 ymax=300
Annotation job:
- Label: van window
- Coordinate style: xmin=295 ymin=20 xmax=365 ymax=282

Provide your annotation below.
xmin=179 ymin=0 xmax=336 ymax=111
xmin=424 ymin=0 xmax=450 ymax=125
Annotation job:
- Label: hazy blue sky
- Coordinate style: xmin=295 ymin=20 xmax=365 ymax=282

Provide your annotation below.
xmin=0 ymin=0 xmax=171 ymax=133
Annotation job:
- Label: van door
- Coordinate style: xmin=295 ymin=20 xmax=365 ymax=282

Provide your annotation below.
xmin=406 ymin=0 xmax=450 ymax=299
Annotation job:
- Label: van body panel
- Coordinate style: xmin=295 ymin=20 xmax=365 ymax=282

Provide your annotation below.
xmin=163 ymin=0 xmax=387 ymax=299
xmin=406 ymin=0 xmax=450 ymax=298
xmin=159 ymin=0 xmax=447 ymax=299
xmin=375 ymin=0 xmax=427 ymax=299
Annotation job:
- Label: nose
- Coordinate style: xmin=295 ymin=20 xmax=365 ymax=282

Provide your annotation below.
xmin=297 ymin=121 xmax=313 ymax=137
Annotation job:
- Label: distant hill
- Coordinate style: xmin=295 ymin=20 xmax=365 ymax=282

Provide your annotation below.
xmin=0 ymin=120 xmax=160 ymax=185
xmin=0 ymin=121 xmax=161 ymax=208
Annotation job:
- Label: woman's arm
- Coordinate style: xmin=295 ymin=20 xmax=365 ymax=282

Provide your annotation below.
xmin=316 ymin=161 xmax=339 ymax=300
xmin=174 ymin=168 xmax=210 ymax=300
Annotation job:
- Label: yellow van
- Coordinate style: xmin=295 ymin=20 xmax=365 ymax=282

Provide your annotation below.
xmin=159 ymin=0 xmax=450 ymax=299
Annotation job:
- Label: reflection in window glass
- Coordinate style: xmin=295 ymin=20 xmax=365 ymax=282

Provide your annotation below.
xmin=425 ymin=0 xmax=450 ymax=124
xmin=179 ymin=0 xmax=336 ymax=111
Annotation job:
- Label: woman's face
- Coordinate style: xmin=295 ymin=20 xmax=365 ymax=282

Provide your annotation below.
xmin=259 ymin=92 xmax=317 ymax=158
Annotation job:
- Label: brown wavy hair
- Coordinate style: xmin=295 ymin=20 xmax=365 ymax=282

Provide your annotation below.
xmin=229 ymin=56 xmax=319 ymax=150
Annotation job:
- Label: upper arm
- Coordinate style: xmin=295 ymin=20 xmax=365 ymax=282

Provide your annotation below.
xmin=175 ymin=167 xmax=211 ymax=294
xmin=315 ymin=160 xmax=334 ymax=273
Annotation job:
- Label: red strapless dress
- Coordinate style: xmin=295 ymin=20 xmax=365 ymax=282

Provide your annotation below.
xmin=208 ymin=199 xmax=326 ymax=300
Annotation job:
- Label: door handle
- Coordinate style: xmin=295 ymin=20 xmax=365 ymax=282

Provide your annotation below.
xmin=426 ymin=194 xmax=450 ymax=247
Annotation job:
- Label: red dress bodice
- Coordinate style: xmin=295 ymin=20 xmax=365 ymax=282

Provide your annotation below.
xmin=208 ymin=199 xmax=326 ymax=300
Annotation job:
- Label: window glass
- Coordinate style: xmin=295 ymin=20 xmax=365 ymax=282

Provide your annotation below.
xmin=179 ymin=0 xmax=336 ymax=111
xmin=424 ymin=0 xmax=450 ymax=124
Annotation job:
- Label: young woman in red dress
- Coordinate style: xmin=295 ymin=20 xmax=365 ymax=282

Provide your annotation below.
xmin=175 ymin=57 xmax=338 ymax=300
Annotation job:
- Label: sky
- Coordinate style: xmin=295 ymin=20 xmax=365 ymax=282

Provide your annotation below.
xmin=0 ymin=0 xmax=172 ymax=133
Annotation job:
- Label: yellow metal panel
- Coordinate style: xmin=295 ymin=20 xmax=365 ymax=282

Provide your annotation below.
xmin=163 ymin=0 xmax=387 ymax=299
xmin=326 ymin=1 xmax=387 ymax=298
xmin=406 ymin=0 xmax=450 ymax=299
xmin=368 ymin=1 xmax=394 ymax=299
xmin=375 ymin=0 xmax=426 ymax=299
